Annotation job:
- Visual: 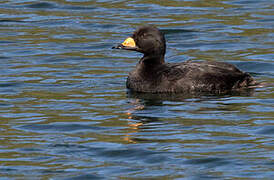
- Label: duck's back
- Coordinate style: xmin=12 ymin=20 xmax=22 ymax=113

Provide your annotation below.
xmin=127 ymin=60 xmax=256 ymax=93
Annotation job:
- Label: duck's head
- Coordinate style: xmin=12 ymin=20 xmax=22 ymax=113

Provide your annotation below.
xmin=113 ymin=25 xmax=166 ymax=63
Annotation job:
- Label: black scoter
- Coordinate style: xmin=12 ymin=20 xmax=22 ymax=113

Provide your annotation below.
xmin=113 ymin=25 xmax=256 ymax=93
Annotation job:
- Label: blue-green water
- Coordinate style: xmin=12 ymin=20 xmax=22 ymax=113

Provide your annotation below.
xmin=0 ymin=0 xmax=273 ymax=179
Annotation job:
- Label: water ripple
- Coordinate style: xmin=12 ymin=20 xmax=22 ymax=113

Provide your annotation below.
xmin=0 ymin=0 xmax=273 ymax=179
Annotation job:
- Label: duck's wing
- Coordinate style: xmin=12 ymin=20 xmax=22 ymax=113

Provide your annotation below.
xmin=162 ymin=61 xmax=255 ymax=92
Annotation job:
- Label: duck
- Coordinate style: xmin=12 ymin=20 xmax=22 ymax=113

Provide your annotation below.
xmin=112 ymin=25 xmax=256 ymax=94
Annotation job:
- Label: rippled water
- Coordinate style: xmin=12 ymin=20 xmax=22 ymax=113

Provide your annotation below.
xmin=0 ymin=0 xmax=273 ymax=179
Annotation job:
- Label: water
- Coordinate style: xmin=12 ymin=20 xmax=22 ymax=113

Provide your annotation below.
xmin=0 ymin=0 xmax=273 ymax=179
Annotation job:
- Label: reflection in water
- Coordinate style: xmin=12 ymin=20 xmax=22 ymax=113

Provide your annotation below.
xmin=124 ymin=98 xmax=158 ymax=143
xmin=127 ymin=88 xmax=255 ymax=102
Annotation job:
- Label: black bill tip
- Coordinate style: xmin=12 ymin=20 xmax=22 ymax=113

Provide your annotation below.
xmin=111 ymin=44 xmax=123 ymax=49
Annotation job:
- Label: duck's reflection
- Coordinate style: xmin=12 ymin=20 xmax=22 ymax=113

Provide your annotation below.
xmin=127 ymin=88 xmax=255 ymax=101
xmin=124 ymin=94 xmax=165 ymax=143
xmin=124 ymin=114 xmax=161 ymax=143
xmin=123 ymin=89 xmax=255 ymax=143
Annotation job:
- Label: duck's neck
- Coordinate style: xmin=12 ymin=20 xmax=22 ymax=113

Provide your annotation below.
xmin=139 ymin=55 xmax=165 ymax=66
xmin=137 ymin=55 xmax=165 ymax=79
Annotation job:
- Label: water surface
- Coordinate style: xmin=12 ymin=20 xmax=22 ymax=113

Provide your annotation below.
xmin=0 ymin=0 xmax=273 ymax=179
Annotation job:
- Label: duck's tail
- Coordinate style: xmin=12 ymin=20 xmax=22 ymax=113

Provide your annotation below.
xmin=237 ymin=73 xmax=262 ymax=89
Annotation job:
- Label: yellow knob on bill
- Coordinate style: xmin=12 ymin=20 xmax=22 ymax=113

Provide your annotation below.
xmin=122 ymin=37 xmax=136 ymax=47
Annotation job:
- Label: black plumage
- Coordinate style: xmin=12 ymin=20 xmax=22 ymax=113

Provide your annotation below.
xmin=113 ymin=25 xmax=256 ymax=94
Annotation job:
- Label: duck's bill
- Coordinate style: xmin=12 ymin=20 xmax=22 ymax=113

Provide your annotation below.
xmin=112 ymin=37 xmax=140 ymax=51
xmin=121 ymin=37 xmax=136 ymax=47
